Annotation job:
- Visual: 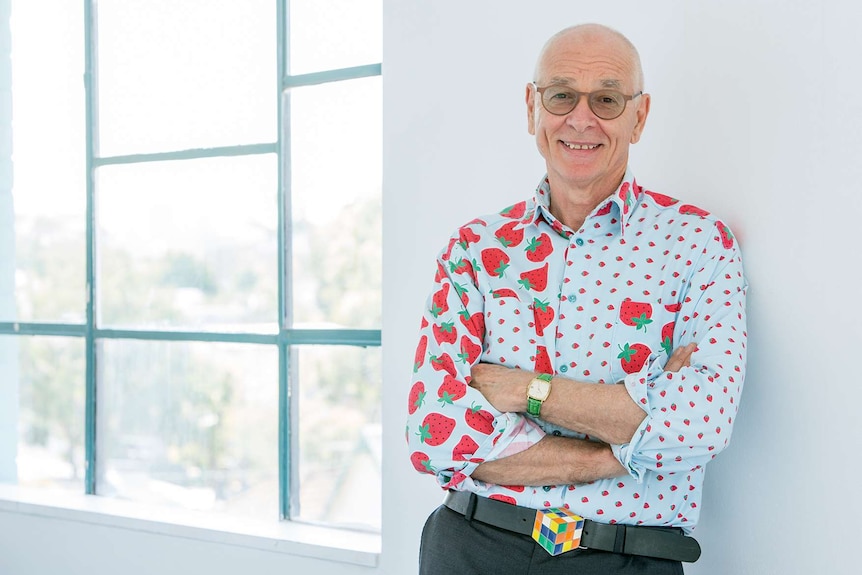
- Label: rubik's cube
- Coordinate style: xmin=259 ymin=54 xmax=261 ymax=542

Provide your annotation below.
xmin=531 ymin=508 xmax=585 ymax=556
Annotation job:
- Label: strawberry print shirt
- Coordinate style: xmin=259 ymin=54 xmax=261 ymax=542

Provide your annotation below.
xmin=406 ymin=171 xmax=747 ymax=532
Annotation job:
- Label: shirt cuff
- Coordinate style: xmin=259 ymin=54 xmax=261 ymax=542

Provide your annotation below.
xmin=612 ymin=352 xmax=667 ymax=482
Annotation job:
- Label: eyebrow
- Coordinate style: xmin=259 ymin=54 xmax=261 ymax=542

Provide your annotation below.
xmin=544 ymin=77 xmax=623 ymax=89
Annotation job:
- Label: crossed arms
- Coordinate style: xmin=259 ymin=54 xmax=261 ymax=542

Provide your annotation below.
xmin=468 ymin=344 xmax=694 ymax=486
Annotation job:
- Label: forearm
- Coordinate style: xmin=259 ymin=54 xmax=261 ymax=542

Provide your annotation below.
xmin=470 ymin=364 xmax=646 ymax=445
xmin=542 ymin=381 xmax=646 ymax=445
xmin=471 ymin=435 xmax=626 ymax=486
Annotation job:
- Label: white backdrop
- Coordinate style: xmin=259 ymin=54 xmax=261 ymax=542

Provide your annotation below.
xmin=382 ymin=1 xmax=862 ymax=574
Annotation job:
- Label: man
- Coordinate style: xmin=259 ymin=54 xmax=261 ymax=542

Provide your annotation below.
xmin=406 ymin=24 xmax=747 ymax=575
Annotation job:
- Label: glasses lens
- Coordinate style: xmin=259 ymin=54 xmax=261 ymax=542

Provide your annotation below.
xmin=542 ymin=87 xmax=579 ymax=115
xmin=589 ymin=90 xmax=626 ymax=119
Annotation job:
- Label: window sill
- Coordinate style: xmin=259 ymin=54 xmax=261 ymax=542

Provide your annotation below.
xmin=0 ymin=485 xmax=380 ymax=568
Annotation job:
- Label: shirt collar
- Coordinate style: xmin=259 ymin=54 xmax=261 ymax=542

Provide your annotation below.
xmin=530 ymin=169 xmax=642 ymax=238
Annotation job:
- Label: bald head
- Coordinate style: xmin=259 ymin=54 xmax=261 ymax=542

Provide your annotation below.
xmin=534 ymin=24 xmax=644 ymax=91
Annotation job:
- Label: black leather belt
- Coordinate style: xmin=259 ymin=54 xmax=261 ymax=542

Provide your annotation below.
xmin=443 ymin=490 xmax=701 ymax=563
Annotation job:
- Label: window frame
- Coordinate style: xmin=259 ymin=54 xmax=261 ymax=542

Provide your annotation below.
xmin=0 ymin=0 xmax=382 ymax=528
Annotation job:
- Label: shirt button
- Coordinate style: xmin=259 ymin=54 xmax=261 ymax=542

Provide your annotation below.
xmin=553 ymin=430 xmax=562 ymax=436
xmin=543 ymin=485 xmax=552 ymax=492
xmin=567 ymin=294 xmax=577 ymax=303
xmin=559 ymin=365 xmax=568 ymax=373
xmin=575 ymin=238 xmax=585 ymax=246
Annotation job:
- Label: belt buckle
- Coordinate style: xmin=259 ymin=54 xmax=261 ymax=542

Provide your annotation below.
xmin=531 ymin=508 xmax=585 ymax=556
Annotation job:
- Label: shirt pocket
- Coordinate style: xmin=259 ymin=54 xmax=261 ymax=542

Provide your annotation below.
xmin=609 ymin=298 xmax=673 ymax=382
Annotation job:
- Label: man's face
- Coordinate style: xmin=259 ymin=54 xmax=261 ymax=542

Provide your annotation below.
xmin=527 ymin=32 xmax=650 ymax=195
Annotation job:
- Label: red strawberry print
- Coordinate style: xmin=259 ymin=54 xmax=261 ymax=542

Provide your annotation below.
xmin=452 ymin=435 xmax=481 ymax=462
xmin=465 ymin=402 xmax=494 ymax=435
xmin=413 ymin=335 xmax=427 ymax=373
xmin=595 ymin=203 xmax=612 ymax=216
xmin=434 ymin=261 xmax=447 ymax=282
xmin=437 ymin=375 xmax=467 ymax=406
xmin=495 ymin=221 xmax=525 ymax=248
xmin=518 ymin=262 xmax=549 ymax=292
xmin=533 ymin=298 xmax=555 ymax=336
xmin=457 ymin=336 xmax=482 ymax=365
xmin=645 ymin=190 xmax=679 ymax=207
xmin=448 ymin=256 xmax=472 ymax=276
xmin=408 ymin=381 xmax=426 ymax=415
xmin=500 ymin=201 xmax=527 ymax=219
xmin=489 ymin=494 xmax=517 ymax=505
xmin=620 ymin=299 xmax=653 ymax=332
xmin=458 ymin=226 xmax=481 ymax=249
xmin=430 ymin=352 xmax=457 ymax=376
xmin=534 ymin=345 xmax=553 ymax=374
xmin=481 ymin=247 xmax=511 ymax=278
xmin=410 ymin=451 xmax=435 ymax=474
xmin=491 ymin=287 xmax=519 ymax=299
xmin=452 ymin=282 xmax=470 ymax=307
xmin=429 ymin=283 xmax=450 ymax=318
xmin=664 ymin=302 xmax=682 ymax=313
xmin=618 ymin=342 xmax=652 ymax=374
xmin=660 ymin=322 xmax=675 ymax=356
xmin=715 ymin=220 xmax=735 ymax=248
xmin=416 ymin=413 xmax=456 ymax=446
xmin=458 ymin=310 xmax=485 ymax=340
xmin=678 ymin=204 xmax=710 ymax=217
xmin=432 ymin=321 xmax=458 ymax=345
xmin=525 ymin=232 xmax=554 ymax=262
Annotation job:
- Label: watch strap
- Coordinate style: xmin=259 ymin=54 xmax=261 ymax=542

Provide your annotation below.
xmin=526 ymin=373 xmax=553 ymax=417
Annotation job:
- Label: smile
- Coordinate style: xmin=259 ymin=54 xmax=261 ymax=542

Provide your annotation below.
xmin=562 ymin=142 xmax=600 ymax=150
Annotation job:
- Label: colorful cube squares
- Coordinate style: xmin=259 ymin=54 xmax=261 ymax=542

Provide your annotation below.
xmin=531 ymin=508 xmax=585 ymax=556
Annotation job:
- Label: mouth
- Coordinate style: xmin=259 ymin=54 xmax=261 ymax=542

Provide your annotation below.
xmin=562 ymin=141 xmax=601 ymax=150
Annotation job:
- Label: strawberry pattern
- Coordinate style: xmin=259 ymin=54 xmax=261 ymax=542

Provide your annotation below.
xmin=406 ymin=172 xmax=748 ymax=532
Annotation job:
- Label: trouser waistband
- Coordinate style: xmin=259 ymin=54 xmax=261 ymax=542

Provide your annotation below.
xmin=443 ymin=490 xmax=701 ymax=563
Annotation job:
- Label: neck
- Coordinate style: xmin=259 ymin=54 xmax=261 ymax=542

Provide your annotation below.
xmin=546 ymin=171 xmax=625 ymax=231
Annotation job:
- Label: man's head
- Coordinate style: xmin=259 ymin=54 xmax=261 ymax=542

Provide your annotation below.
xmin=527 ymin=24 xmax=650 ymax=198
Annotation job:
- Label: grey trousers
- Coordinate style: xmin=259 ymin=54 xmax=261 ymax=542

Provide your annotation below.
xmin=419 ymin=505 xmax=685 ymax=575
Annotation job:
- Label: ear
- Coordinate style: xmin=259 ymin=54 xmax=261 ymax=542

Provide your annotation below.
xmin=630 ymin=93 xmax=651 ymax=144
xmin=526 ymin=83 xmax=537 ymax=135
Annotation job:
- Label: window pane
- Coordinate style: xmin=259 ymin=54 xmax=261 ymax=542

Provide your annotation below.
xmin=7 ymin=0 xmax=85 ymax=323
xmin=96 ymin=155 xmax=278 ymax=332
xmin=290 ymin=76 xmax=381 ymax=329
xmin=97 ymin=0 xmax=276 ymax=156
xmin=96 ymin=340 xmax=278 ymax=520
xmin=0 ymin=335 xmax=85 ymax=493
xmin=293 ymin=345 xmax=381 ymax=530
xmin=289 ymin=0 xmax=382 ymax=75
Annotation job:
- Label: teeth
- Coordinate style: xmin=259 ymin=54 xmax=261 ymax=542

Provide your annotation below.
xmin=564 ymin=142 xmax=599 ymax=150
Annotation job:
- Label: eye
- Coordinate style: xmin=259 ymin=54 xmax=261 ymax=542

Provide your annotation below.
xmin=596 ymin=92 xmax=623 ymax=105
xmin=549 ymin=90 xmax=574 ymax=101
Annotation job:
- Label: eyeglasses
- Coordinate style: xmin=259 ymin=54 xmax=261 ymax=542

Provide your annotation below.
xmin=533 ymin=83 xmax=643 ymax=120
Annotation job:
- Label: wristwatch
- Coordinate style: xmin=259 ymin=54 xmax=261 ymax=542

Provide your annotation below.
xmin=526 ymin=373 xmax=553 ymax=417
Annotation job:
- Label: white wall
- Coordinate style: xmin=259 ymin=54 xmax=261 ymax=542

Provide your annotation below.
xmin=383 ymin=1 xmax=862 ymax=574
xmin=3 ymin=1 xmax=861 ymax=574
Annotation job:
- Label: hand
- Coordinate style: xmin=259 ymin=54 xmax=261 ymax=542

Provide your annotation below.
xmin=664 ymin=342 xmax=696 ymax=373
xmin=469 ymin=363 xmax=531 ymax=413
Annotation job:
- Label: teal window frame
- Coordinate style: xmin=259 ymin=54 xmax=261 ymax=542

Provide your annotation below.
xmin=0 ymin=0 xmax=382 ymax=523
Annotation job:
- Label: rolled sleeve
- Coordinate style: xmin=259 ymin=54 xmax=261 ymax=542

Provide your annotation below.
xmin=613 ymin=239 xmax=748 ymax=480
xmin=405 ymin=228 xmax=548 ymax=490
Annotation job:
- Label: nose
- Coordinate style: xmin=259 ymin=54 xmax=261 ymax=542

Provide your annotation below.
xmin=565 ymin=94 xmax=598 ymax=132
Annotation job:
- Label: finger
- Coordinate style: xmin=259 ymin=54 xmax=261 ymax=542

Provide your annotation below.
xmin=665 ymin=344 xmax=695 ymax=372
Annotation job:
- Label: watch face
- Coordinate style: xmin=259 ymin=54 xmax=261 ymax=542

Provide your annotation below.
xmin=528 ymin=379 xmax=551 ymax=401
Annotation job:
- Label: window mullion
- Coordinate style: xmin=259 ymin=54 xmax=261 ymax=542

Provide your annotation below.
xmin=83 ymin=0 xmax=99 ymax=496
xmin=277 ymin=0 xmax=292 ymax=521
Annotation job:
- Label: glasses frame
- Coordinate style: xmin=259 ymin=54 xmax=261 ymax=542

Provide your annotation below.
xmin=532 ymin=83 xmax=643 ymax=120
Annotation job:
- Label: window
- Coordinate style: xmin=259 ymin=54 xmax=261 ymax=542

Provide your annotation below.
xmin=0 ymin=0 xmax=382 ymax=532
